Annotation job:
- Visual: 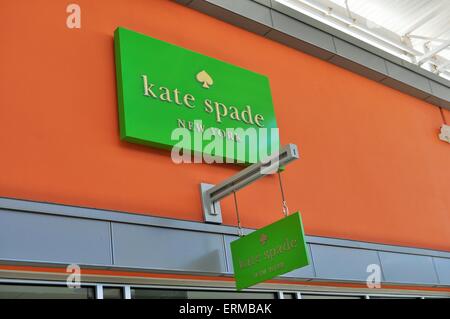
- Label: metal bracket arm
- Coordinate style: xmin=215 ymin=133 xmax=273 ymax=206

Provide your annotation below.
xmin=200 ymin=144 xmax=299 ymax=224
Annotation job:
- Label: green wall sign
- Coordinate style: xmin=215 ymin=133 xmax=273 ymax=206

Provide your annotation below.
xmin=114 ymin=27 xmax=278 ymax=164
xmin=230 ymin=212 xmax=310 ymax=290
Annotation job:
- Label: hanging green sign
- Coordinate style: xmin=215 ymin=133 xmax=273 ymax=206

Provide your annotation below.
xmin=114 ymin=27 xmax=279 ymax=164
xmin=230 ymin=212 xmax=309 ymax=290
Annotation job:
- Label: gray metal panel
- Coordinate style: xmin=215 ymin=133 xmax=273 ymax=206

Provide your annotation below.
xmin=189 ymin=0 xmax=272 ymax=35
xmin=332 ymin=38 xmax=388 ymax=75
xmin=383 ymin=61 xmax=432 ymax=99
xmin=2 ymin=197 xmax=450 ymax=259
xmin=400 ymin=60 xmax=450 ymax=87
xmin=311 ymin=244 xmax=383 ymax=282
xmin=112 ymin=222 xmax=227 ymax=274
xmin=223 ymin=235 xmax=238 ymax=273
xmin=426 ymin=96 xmax=450 ymax=110
xmin=0 ymin=209 xmax=112 ymax=265
xmin=330 ymin=37 xmax=388 ymax=81
xmin=223 ymin=235 xmax=315 ymax=279
xmin=433 ymin=257 xmax=450 ymax=285
xmin=382 ymin=77 xmax=430 ymax=100
xmin=253 ymin=0 xmax=271 ymax=7
xmin=281 ymin=244 xmax=316 ymax=279
xmin=174 ymin=0 xmax=193 ymax=5
xmin=266 ymin=30 xmax=335 ymax=60
xmin=0 ymin=197 xmax=241 ymax=236
xmin=1 ymin=197 xmax=449 ymax=287
xmin=329 ymin=55 xmax=387 ymax=82
xmin=269 ymin=11 xmax=335 ymax=57
xmin=379 ymin=252 xmax=439 ymax=285
xmin=306 ymin=235 xmax=450 ymax=259
xmin=429 ymin=81 xmax=450 ymax=109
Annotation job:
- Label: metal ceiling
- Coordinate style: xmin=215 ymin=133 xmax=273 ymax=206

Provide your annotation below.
xmin=277 ymin=0 xmax=450 ymax=80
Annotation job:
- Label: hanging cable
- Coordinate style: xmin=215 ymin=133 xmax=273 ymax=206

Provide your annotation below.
xmin=233 ymin=191 xmax=244 ymax=237
xmin=277 ymin=171 xmax=289 ymax=217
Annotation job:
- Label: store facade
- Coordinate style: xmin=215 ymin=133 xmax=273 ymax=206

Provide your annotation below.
xmin=0 ymin=0 xmax=449 ymax=299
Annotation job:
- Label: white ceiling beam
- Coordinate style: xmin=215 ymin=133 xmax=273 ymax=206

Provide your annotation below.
xmin=437 ymin=60 xmax=450 ymax=72
xmin=278 ymin=0 xmax=450 ymax=80
xmin=429 ymin=28 xmax=450 ymax=42
xmin=417 ymin=40 xmax=450 ymax=64
xmin=401 ymin=9 xmax=442 ymax=36
xmin=407 ymin=35 xmax=449 ymax=43
xmin=291 ymin=0 xmax=420 ymax=56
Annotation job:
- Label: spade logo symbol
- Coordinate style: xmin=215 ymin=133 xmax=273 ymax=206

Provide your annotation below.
xmin=259 ymin=234 xmax=268 ymax=246
xmin=196 ymin=70 xmax=213 ymax=89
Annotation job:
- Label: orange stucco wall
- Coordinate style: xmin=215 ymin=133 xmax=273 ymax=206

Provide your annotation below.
xmin=444 ymin=108 xmax=450 ymax=124
xmin=0 ymin=0 xmax=449 ymax=251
